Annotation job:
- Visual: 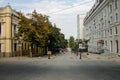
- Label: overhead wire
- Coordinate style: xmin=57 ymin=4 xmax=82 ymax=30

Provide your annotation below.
xmin=47 ymin=0 xmax=95 ymax=14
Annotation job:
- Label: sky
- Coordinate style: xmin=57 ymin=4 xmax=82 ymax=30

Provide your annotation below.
xmin=0 ymin=0 xmax=95 ymax=39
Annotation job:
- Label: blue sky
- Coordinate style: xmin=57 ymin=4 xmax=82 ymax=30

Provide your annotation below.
xmin=0 ymin=0 xmax=95 ymax=39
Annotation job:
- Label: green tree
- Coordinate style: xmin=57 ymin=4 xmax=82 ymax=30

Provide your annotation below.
xmin=69 ymin=36 xmax=75 ymax=50
xmin=57 ymin=33 xmax=67 ymax=48
xmin=16 ymin=11 xmax=50 ymax=56
xmin=17 ymin=10 xmax=67 ymax=56
xmin=17 ymin=10 xmax=49 ymax=46
xmin=48 ymin=24 xmax=67 ymax=50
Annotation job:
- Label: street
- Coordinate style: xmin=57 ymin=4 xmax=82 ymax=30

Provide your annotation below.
xmin=0 ymin=52 xmax=120 ymax=80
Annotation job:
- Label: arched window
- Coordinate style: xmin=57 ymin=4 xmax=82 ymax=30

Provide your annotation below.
xmin=115 ymin=0 xmax=118 ymax=9
xmin=115 ymin=40 xmax=119 ymax=53
xmin=115 ymin=13 xmax=118 ymax=22
xmin=109 ymin=5 xmax=112 ymax=13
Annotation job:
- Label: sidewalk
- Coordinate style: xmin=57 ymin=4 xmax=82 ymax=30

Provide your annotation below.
xmin=81 ymin=52 xmax=120 ymax=61
xmin=0 ymin=52 xmax=120 ymax=62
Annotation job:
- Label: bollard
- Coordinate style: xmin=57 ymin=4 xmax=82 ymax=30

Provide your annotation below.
xmin=80 ymin=52 xmax=82 ymax=59
xmin=47 ymin=51 xmax=51 ymax=59
xmin=48 ymin=54 xmax=50 ymax=59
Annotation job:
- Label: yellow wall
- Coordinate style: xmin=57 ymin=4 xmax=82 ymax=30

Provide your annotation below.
xmin=0 ymin=5 xmax=18 ymax=57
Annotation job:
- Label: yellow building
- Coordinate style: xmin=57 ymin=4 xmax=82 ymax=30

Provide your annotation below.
xmin=0 ymin=5 xmax=49 ymax=57
xmin=0 ymin=5 xmax=21 ymax=57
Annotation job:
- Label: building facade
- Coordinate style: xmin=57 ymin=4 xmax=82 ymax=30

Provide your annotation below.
xmin=0 ymin=5 xmax=29 ymax=57
xmin=0 ymin=5 xmax=44 ymax=57
xmin=77 ymin=14 xmax=86 ymax=39
xmin=83 ymin=0 xmax=120 ymax=54
xmin=0 ymin=5 xmax=19 ymax=57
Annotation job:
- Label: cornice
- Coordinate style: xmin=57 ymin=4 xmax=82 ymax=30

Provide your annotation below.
xmin=84 ymin=0 xmax=109 ymax=25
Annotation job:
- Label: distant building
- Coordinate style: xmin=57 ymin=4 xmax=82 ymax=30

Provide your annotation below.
xmin=0 ymin=5 xmax=29 ymax=57
xmin=83 ymin=0 xmax=120 ymax=54
xmin=77 ymin=14 xmax=86 ymax=39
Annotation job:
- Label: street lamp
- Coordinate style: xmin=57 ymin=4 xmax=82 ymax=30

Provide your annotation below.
xmin=79 ymin=43 xmax=82 ymax=59
xmin=47 ymin=40 xmax=51 ymax=59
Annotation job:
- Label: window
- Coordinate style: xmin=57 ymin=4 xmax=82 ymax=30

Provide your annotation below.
xmin=110 ymin=41 xmax=113 ymax=52
xmin=101 ymin=31 xmax=103 ymax=38
xmin=14 ymin=43 xmax=17 ymax=51
xmin=105 ymin=40 xmax=107 ymax=46
xmin=99 ymin=24 xmax=100 ymax=29
xmin=0 ymin=23 xmax=1 ymax=34
xmin=102 ymin=22 xmax=104 ymax=29
xmin=114 ymin=0 xmax=118 ymax=9
xmin=115 ymin=40 xmax=119 ymax=53
xmin=109 ymin=5 xmax=112 ymax=13
xmin=110 ymin=28 xmax=112 ymax=36
xmin=110 ymin=16 xmax=112 ymax=24
xmin=103 ymin=30 xmax=106 ymax=37
xmin=114 ymin=27 xmax=118 ymax=35
xmin=105 ymin=20 xmax=106 ymax=26
xmin=108 ymin=17 xmax=112 ymax=24
xmin=14 ymin=24 xmax=17 ymax=34
xmin=98 ymin=32 xmax=100 ymax=38
xmin=115 ymin=13 xmax=118 ymax=22
xmin=0 ymin=44 xmax=1 ymax=52
xmin=105 ymin=30 xmax=107 ymax=37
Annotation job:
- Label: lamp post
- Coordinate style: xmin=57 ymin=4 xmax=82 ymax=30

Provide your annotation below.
xmin=54 ymin=43 xmax=56 ymax=56
xmin=79 ymin=43 xmax=82 ymax=59
xmin=47 ymin=40 xmax=51 ymax=59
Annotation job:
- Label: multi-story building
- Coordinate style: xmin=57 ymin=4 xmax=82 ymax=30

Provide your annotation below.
xmin=0 ymin=5 xmax=28 ymax=57
xmin=77 ymin=14 xmax=86 ymax=39
xmin=0 ymin=5 xmax=44 ymax=57
xmin=83 ymin=0 xmax=120 ymax=54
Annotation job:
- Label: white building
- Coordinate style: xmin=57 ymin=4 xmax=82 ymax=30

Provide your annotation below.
xmin=83 ymin=0 xmax=120 ymax=54
xmin=77 ymin=14 xmax=86 ymax=39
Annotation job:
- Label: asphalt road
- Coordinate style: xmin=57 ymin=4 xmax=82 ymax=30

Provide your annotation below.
xmin=0 ymin=52 xmax=120 ymax=80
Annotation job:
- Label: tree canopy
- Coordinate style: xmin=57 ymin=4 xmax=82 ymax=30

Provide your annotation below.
xmin=69 ymin=36 xmax=75 ymax=49
xmin=16 ymin=10 xmax=67 ymax=51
